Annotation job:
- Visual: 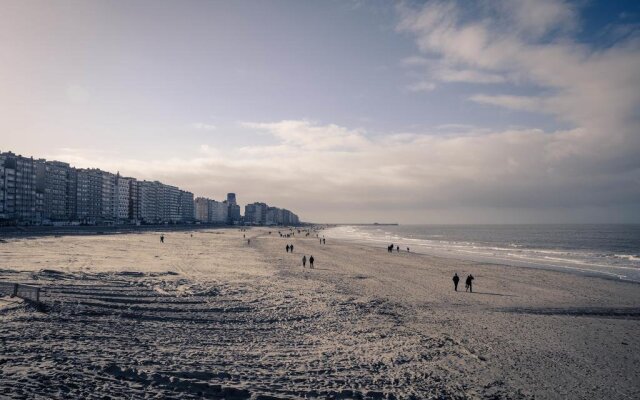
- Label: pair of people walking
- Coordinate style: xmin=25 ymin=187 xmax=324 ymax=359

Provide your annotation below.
xmin=452 ymin=273 xmax=474 ymax=292
xmin=286 ymin=244 xmax=294 ymax=253
xmin=302 ymin=255 xmax=314 ymax=268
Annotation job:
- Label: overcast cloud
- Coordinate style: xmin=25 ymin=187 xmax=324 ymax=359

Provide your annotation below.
xmin=1 ymin=0 xmax=638 ymax=223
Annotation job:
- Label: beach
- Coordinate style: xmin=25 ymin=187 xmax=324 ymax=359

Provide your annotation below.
xmin=1 ymin=228 xmax=638 ymax=399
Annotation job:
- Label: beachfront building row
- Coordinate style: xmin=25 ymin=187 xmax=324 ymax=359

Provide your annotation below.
xmin=0 ymin=151 xmax=196 ymax=225
xmin=0 ymin=151 xmax=301 ymax=226
xmin=244 ymin=202 xmax=299 ymax=226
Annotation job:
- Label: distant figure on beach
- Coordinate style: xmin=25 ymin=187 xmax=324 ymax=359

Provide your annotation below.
xmin=323 ymin=238 xmax=326 ymax=244
xmin=396 ymin=245 xmax=400 ymax=252
xmin=388 ymin=244 xmax=393 ymax=253
xmin=247 ymin=239 xmax=251 ymax=245
xmin=302 ymin=255 xmax=307 ymax=268
xmin=290 ymin=244 xmax=294 ymax=253
xmin=452 ymin=273 xmax=460 ymax=291
xmin=286 ymin=244 xmax=290 ymax=253
xmin=160 ymin=235 xmax=164 ymax=243
xmin=407 ymin=247 xmax=410 ymax=252
xmin=309 ymin=255 xmax=314 ymax=268
xmin=465 ymin=274 xmax=474 ymax=292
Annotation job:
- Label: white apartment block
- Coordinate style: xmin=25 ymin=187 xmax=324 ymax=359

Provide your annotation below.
xmin=208 ymin=199 xmax=228 ymax=223
xmin=101 ymin=171 xmax=117 ymax=220
xmin=116 ymin=175 xmax=133 ymax=220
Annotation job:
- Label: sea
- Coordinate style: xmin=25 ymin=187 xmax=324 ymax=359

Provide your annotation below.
xmin=322 ymin=224 xmax=640 ymax=283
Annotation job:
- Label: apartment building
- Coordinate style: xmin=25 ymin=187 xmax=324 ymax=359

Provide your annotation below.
xmin=194 ymin=197 xmax=209 ymax=222
xmin=115 ymin=175 xmax=133 ymax=221
xmin=179 ymin=190 xmax=194 ymax=222
xmin=75 ymin=168 xmax=103 ymax=222
xmin=35 ymin=160 xmax=70 ymax=222
xmin=0 ymin=152 xmax=37 ymax=223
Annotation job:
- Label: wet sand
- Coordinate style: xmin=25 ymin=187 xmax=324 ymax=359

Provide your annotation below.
xmin=0 ymin=228 xmax=638 ymax=399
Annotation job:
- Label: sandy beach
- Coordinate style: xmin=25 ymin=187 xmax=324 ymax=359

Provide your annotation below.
xmin=1 ymin=228 xmax=638 ymax=399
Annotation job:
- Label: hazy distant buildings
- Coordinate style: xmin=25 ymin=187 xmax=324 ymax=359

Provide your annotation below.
xmin=226 ymin=192 xmax=241 ymax=224
xmin=209 ymin=199 xmax=228 ymax=223
xmin=243 ymin=202 xmax=298 ymax=226
xmin=0 ymin=150 xmax=301 ymax=226
xmin=194 ymin=197 xmax=227 ymax=223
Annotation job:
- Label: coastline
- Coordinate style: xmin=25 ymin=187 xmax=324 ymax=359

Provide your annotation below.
xmin=1 ymin=228 xmax=638 ymax=399
xmin=321 ymin=225 xmax=640 ymax=284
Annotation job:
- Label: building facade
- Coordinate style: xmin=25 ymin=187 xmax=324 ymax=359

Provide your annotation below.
xmin=35 ymin=160 xmax=71 ymax=222
xmin=0 ymin=152 xmax=38 ymax=223
xmin=179 ymin=190 xmax=194 ymax=222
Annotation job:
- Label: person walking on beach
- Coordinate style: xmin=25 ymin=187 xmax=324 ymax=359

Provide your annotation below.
xmin=302 ymin=255 xmax=307 ymax=268
xmin=160 ymin=235 xmax=164 ymax=243
xmin=396 ymin=245 xmax=400 ymax=252
xmin=465 ymin=274 xmax=474 ymax=292
xmin=290 ymin=244 xmax=294 ymax=253
xmin=286 ymin=244 xmax=290 ymax=253
xmin=309 ymin=255 xmax=314 ymax=268
xmin=247 ymin=239 xmax=251 ymax=245
xmin=323 ymin=238 xmax=325 ymax=245
xmin=452 ymin=273 xmax=460 ymax=291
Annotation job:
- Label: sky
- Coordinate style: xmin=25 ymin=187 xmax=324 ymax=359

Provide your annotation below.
xmin=1 ymin=0 xmax=639 ymax=223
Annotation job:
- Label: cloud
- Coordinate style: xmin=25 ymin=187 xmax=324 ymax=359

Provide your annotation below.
xmin=47 ymin=113 xmax=640 ymax=223
xmin=406 ymin=80 xmax=436 ymax=92
xmin=191 ymin=122 xmax=217 ymax=131
xmin=469 ymin=94 xmax=545 ymax=113
xmin=397 ymin=0 xmax=640 ymax=180
xmin=240 ymin=120 xmax=369 ymax=151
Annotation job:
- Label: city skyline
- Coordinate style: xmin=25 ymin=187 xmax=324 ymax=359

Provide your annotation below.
xmin=1 ymin=1 xmax=639 ymax=223
xmin=0 ymin=149 xmax=300 ymax=226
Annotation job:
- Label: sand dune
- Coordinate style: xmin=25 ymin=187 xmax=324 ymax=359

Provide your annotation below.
xmin=0 ymin=228 xmax=638 ymax=399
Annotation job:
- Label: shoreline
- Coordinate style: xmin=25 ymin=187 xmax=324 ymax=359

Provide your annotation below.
xmin=321 ymin=226 xmax=640 ymax=284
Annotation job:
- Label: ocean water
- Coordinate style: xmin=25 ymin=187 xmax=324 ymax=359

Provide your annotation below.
xmin=322 ymin=224 xmax=640 ymax=282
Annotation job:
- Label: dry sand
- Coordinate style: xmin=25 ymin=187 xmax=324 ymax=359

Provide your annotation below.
xmin=0 ymin=228 xmax=638 ymax=399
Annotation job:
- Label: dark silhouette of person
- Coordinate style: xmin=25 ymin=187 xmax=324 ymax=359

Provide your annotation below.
xmin=465 ymin=274 xmax=474 ymax=292
xmin=452 ymin=273 xmax=460 ymax=291
xmin=407 ymin=247 xmax=410 ymax=252
xmin=309 ymin=255 xmax=314 ymax=268
xmin=247 ymin=239 xmax=251 ymax=245
xmin=286 ymin=244 xmax=290 ymax=253
xmin=323 ymin=238 xmax=325 ymax=244
xmin=302 ymin=255 xmax=307 ymax=268
xmin=160 ymin=235 xmax=164 ymax=243
xmin=396 ymin=245 xmax=400 ymax=252
xmin=290 ymin=244 xmax=294 ymax=253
